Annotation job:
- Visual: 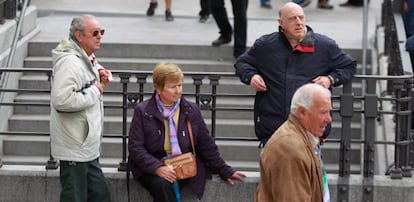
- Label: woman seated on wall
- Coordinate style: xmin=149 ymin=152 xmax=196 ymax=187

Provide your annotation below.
xmin=128 ymin=62 xmax=246 ymax=202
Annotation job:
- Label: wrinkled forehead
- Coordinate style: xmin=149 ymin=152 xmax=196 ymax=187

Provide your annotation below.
xmin=280 ymin=5 xmax=305 ymax=19
xmin=84 ymin=18 xmax=101 ymax=30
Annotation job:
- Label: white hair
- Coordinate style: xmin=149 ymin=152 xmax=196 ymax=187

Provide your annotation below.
xmin=290 ymin=83 xmax=331 ymax=113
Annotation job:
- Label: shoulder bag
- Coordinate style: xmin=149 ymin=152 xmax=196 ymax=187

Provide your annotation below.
xmin=164 ymin=120 xmax=197 ymax=180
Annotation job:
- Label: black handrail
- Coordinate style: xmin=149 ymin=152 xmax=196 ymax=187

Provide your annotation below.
xmin=0 ymin=67 xmax=413 ymax=174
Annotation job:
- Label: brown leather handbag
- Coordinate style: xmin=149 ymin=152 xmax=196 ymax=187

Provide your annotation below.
xmin=164 ymin=121 xmax=197 ymax=180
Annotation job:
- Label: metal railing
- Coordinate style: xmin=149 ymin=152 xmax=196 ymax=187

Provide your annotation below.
xmin=0 ymin=68 xmax=413 ymax=174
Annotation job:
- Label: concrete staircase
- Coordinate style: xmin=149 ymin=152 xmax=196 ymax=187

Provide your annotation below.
xmin=1 ymin=36 xmax=369 ymax=173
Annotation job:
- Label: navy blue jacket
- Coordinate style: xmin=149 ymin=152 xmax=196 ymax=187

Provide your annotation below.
xmin=128 ymin=93 xmax=235 ymax=198
xmin=234 ymin=26 xmax=356 ymax=141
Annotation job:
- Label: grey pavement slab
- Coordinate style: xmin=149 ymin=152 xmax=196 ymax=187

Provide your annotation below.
xmin=30 ymin=0 xmax=382 ymax=50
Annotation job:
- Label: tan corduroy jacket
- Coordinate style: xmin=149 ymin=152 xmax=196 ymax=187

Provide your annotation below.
xmin=255 ymin=115 xmax=323 ymax=202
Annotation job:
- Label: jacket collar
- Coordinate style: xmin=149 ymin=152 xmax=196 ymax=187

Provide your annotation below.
xmin=144 ymin=92 xmax=192 ymax=122
xmin=287 ymin=114 xmax=315 ymax=147
xmin=280 ymin=25 xmax=315 ymax=53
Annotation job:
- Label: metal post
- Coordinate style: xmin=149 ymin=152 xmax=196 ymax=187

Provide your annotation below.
xmin=4 ymin=0 xmax=16 ymax=19
xmin=0 ymin=0 xmax=6 ymax=24
xmin=46 ymin=70 xmax=58 ymax=169
xmin=390 ymin=81 xmax=405 ymax=179
xmin=118 ymin=73 xmax=131 ymax=172
xmin=401 ymin=80 xmax=413 ymax=177
xmin=136 ymin=74 xmax=148 ymax=103
xmin=208 ymin=75 xmax=220 ymax=138
xmin=192 ymin=75 xmax=203 ymax=105
xmin=337 ymin=81 xmax=354 ymax=202
xmin=362 ymin=78 xmax=377 ymax=202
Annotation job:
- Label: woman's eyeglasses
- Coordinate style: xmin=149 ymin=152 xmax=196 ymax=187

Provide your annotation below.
xmin=92 ymin=29 xmax=105 ymax=37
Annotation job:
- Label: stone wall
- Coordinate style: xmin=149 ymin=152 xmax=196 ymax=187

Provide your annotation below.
xmin=1 ymin=165 xmax=414 ymax=202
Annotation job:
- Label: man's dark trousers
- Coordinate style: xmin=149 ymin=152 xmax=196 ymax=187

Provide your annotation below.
xmin=211 ymin=0 xmax=248 ymax=57
xmin=60 ymin=159 xmax=110 ymax=202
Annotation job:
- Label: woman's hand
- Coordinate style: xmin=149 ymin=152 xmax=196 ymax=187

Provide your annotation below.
xmin=226 ymin=171 xmax=246 ymax=185
xmin=155 ymin=165 xmax=177 ymax=183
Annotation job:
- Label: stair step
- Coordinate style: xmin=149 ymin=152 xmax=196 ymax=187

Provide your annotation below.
xmin=24 ymin=56 xmax=237 ymax=72
xmin=7 ymin=114 xmax=361 ymax=139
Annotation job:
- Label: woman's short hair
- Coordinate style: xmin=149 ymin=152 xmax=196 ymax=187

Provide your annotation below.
xmin=290 ymin=83 xmax=331 ymax=113
xmin=152 ymin=63 xmax=184 ymax=90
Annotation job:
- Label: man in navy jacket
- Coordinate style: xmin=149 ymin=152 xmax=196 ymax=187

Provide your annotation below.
xmin=234 ymin=2 xmax=356 ymax=146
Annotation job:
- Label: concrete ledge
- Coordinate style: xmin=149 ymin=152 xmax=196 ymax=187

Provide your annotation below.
xmin=0 ymin=165 xmax=258 ymax=202
xmin=1 ymin=165 xmax=414 ymax=202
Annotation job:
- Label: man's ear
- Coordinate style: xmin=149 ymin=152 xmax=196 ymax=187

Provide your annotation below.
xmin=74 ymin=30 xmax=82 ymax=42
xmin=297 ymin=106 xmax=307 ymax=117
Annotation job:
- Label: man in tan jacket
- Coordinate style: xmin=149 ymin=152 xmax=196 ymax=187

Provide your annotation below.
xmin=255 ymin=83 xmax=332 ymax=202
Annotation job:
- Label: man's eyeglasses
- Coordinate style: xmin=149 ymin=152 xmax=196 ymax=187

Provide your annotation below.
xmin=92 ymin=29 xmax=105 ymax=37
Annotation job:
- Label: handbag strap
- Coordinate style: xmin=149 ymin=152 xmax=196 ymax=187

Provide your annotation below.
xmin=187 ymin=120 xmax=196 ymax=157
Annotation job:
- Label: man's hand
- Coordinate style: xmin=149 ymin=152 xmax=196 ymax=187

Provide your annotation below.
xmin=312 ymin=76 xmax=332 ymax=88
xmin=98 ymin=69 xmax=113 ymax=87
xmin=93 ymin=81 xmax=103 ymax=95
xmin=250 ymin=74 xmax=267 ymax=92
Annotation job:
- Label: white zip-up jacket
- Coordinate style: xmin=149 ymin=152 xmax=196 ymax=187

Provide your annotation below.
xmin=50 ymin=38 xmax=104 ymax=162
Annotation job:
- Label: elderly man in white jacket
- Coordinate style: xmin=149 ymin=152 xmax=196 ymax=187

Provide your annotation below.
xmin=50 ymin=14 xmax=112 ymax=202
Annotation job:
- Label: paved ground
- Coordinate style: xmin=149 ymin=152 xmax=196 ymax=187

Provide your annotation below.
xmin=29 ymin=0 xmax=383 ymax=50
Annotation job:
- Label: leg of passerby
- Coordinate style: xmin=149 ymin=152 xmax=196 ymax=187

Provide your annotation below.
xmin=147 ymin=0 xmax=158 ymax=16
xmin=199 ymin=0 xmax=211 ymax=23
xmin=260 ymin=0 xmax=272 ymax=9
xmin=165 ymin=0 xmax=174 ymax=21
xmin=318 ymin=0 xmax=334 ymax=9
xmin=87 ymin=159 xmax=110 ymax=202
xmin=339 ymin=0 xmax=363 ymax=7
xmin=406 ymin=35 xmax=414 ymax=71
xmin=231 ymin=0 xmax=248 ymax=58
xmin=292 ymin=0 xmax=311 ymax=8
xmin=211 ymin=0 xmax=232 ymax=46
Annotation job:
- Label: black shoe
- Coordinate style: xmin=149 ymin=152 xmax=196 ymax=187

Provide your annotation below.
xmin=212 ymin=36 xmax=231 ymax=47
xmin=318 ymin=3 xmax=334 ymax=9
xmin=261 ymin=2 xmax=272 ymax=9
xmin=199 ymin=15 xmax=209 ymax=23
xmin=339 ymin=2 xmax=362 ymax=7
xmin=165 ymin=10 xmax=174 ymax=21
xmin=294 ymin=0 xmax=311 ymax=8
xmin=146 ymin=2 xmax=157 ymax=16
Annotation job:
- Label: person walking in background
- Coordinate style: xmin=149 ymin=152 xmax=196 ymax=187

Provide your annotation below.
xmin=210 ymin=0 xmax=248 ymax=58
xmin=260 ymin=0 xmax=272 ymax=9
xmin=339 ymin=0 xmax=363 ymax=7
xmin=404 ymin=0 xmax=414 ymax=57
xmin=293 ymin=0 xmax=334 ymax=9
xmin=50 ymin=14 xmax=112 ymax=202
xmin=255 ymin=83 xmax=332 ymax=202
xmin=199 ymin=0 xmax=210 ymax=23
xmin=234 ymin=2 xmax=356 ymax=147
xmin=128 ymin=63 xmax=246 ymax=202
xmin=146 ymin=0 xmax=174 ymax=21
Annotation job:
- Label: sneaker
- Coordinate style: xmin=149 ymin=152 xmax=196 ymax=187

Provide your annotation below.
xmin=261 ymin=2 xmax=272 ymax=9
xmin=165 ymin=10 xmax=174 ymax=21
xmin=318 ymin=2 xmax=334 ymax=9
xmin=199 ymin=15 xmax=209 ymax=23
xmin=146 ymin=2 xmax=157 ymax=16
